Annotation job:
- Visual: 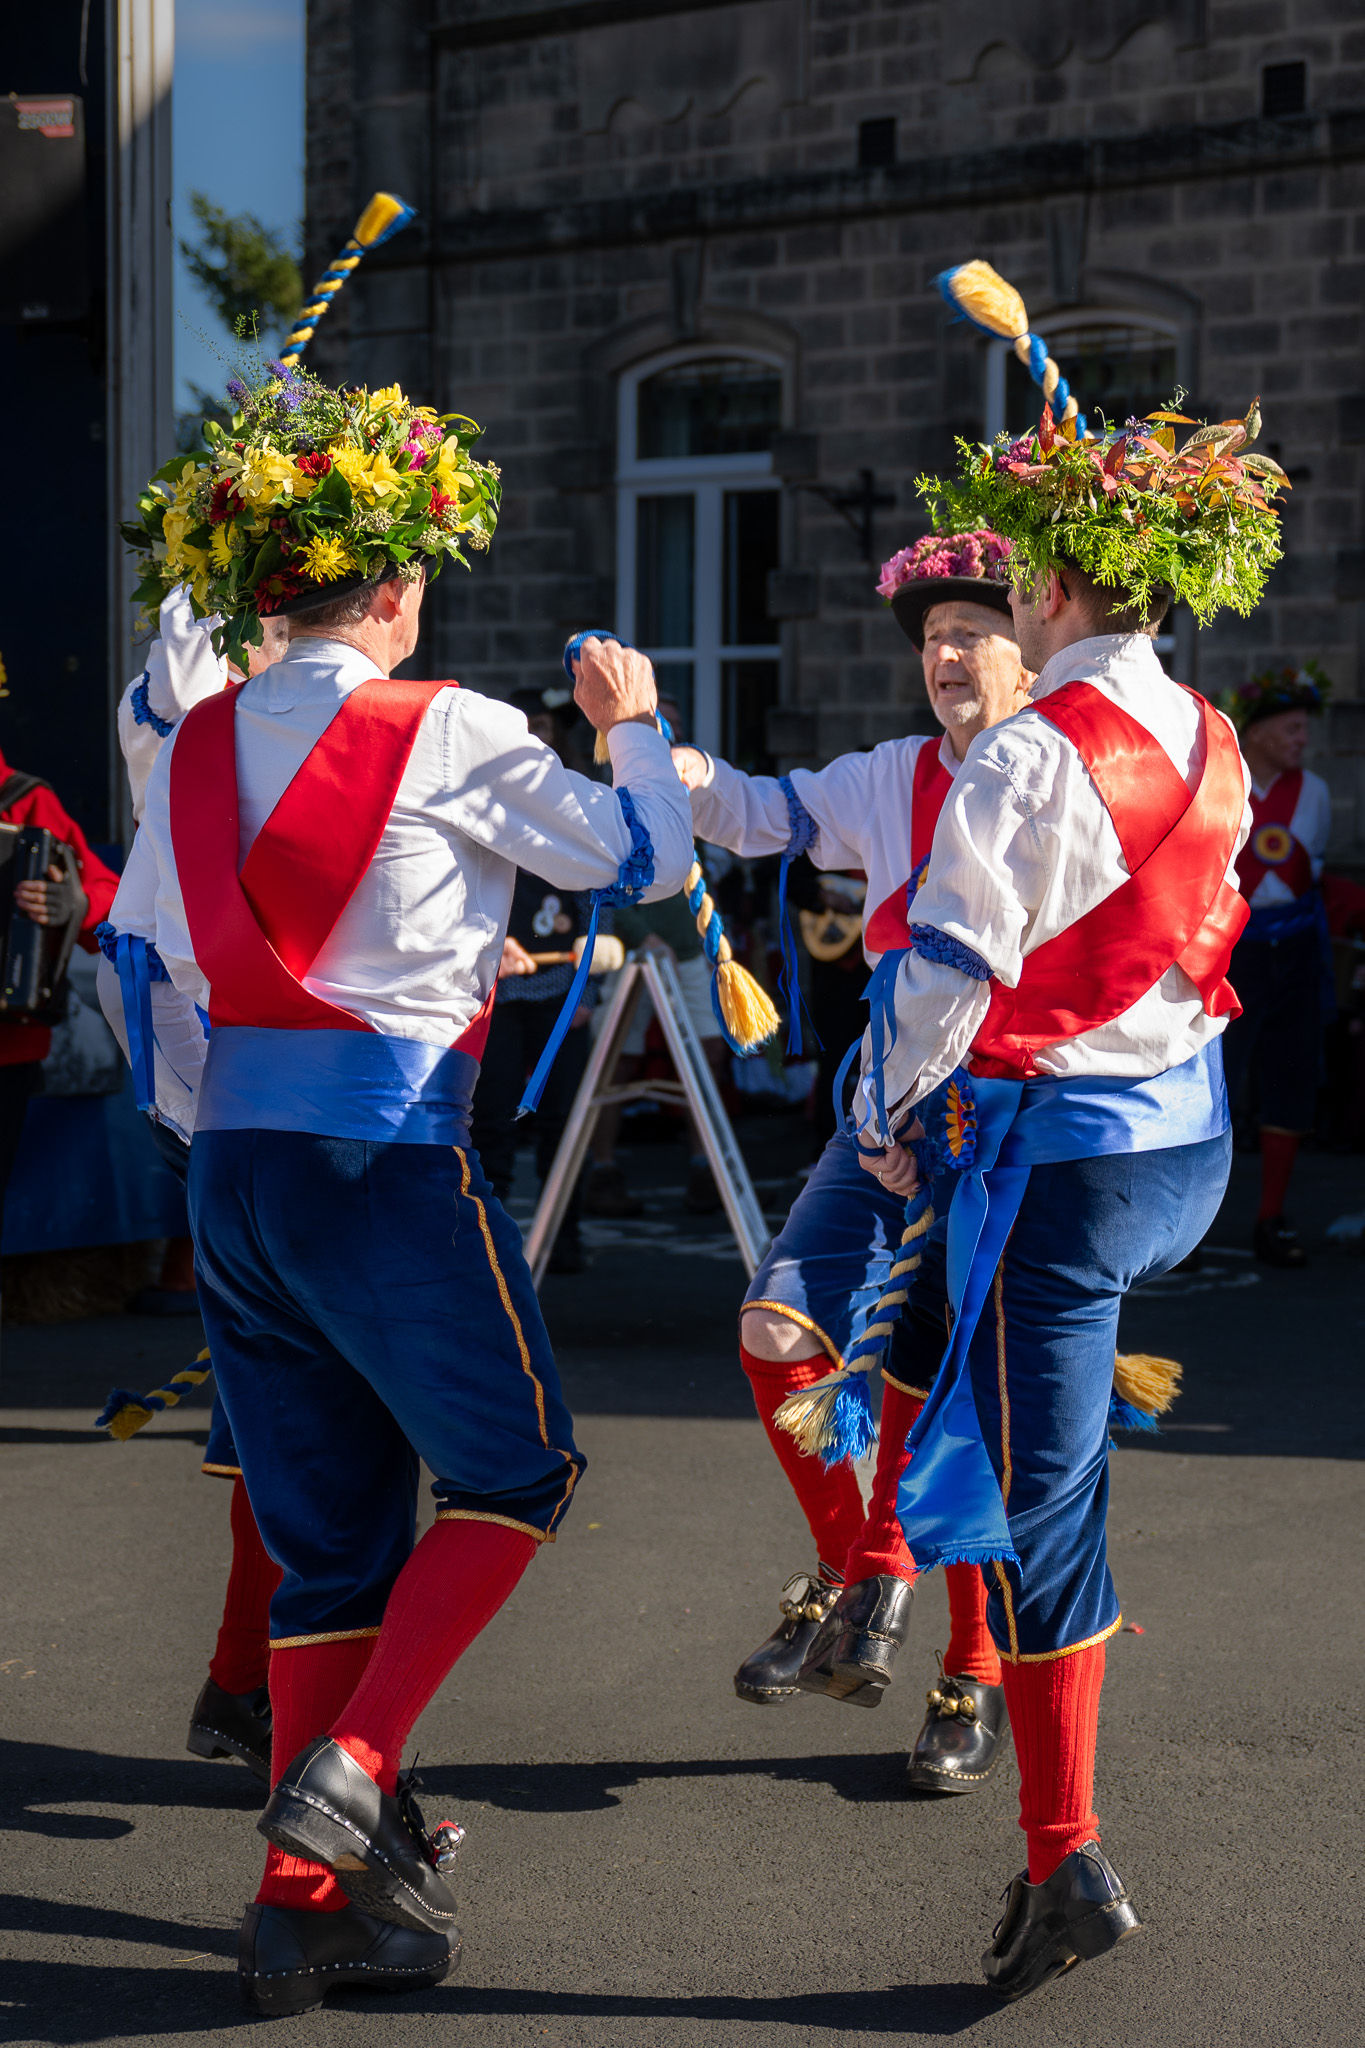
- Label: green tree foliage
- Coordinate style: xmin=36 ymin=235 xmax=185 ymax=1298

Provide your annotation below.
xmin=180 ymin=192 xmax=303 ymax=340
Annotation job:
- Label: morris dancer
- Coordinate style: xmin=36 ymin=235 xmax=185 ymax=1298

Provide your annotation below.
xmin=840 ymin=398 xmax=1283 ymax=1997
xmin=673 ymin=531 xmax=1031 ymax=1791
xmin=1219 ymin=664 xmax=1332 ymax=1265
xmin=112 ymin=365 xmax=692 ymax=2014
xmin=99 ymin=589 xmax=290 ymax=1785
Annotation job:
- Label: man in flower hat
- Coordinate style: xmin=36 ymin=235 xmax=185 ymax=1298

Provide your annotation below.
xmin=109 ymin=363 xmax=693 ymax=2014
xmin=847 ymin=399 xmax=1284 ymax=1998
xmin=671 ymin=527 xmax=1031 ymax=1793
xmin=1219 ymin=663 xmax=1332 ymax=1266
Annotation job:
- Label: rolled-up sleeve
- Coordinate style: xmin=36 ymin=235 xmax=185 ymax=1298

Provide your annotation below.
xmin=439 ymin=696 xmax=694 ymax=902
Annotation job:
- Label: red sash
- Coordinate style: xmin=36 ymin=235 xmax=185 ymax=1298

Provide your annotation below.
xmin=1234 ymin=770 xmax=1312 ymax=901
xmin=171 ymin=676 xmax=472 ymax=1038
xmin=970 ymin=683 xmax=1249 ymax=1081
xmin=863 ymin=740 xmax=955 ymax=955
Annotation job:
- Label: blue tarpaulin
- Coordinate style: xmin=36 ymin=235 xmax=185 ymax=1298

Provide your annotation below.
xmin=2 ymin=1068 xmax=187 ymax=1257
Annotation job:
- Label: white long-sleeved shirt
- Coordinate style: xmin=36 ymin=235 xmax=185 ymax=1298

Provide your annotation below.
xmin=686 ymin=733 xmax=962 ymax=968
xmin=856 ymin=634 xmax=1253 ymax=1140
xmin=1245 ymin=765 xmax=1331 ymax=907
xmin=117 ymin=587 xmax=229 ymax=824
xmin=121 ymin=638 xmax=694 ymax=1055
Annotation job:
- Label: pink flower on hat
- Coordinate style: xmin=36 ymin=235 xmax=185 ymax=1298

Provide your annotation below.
xmin=877 ymin=528 xmax=1012 ymax=600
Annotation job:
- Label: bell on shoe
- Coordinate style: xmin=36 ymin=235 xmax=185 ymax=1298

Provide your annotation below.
xmin=1252 ymin=1214 xmax=1308 ymax=1267
xmin=259 ymin=1735 xmax=461 ymax=1934
xmin=983 ymin=1840 xmax=1142 ymax=2001
xmin=733 ymin=1570 xmax=840 ymax=1704
xmin=796 ymin=1574 xmax=914 ymax=1707
xmin=186 ymin=1677 xmax=272 ymax=1784
xmin=905 ymin=1655 xmax=1009 ymax=1794
xmin=238 ymin=1899 xmax=459 ymax=2016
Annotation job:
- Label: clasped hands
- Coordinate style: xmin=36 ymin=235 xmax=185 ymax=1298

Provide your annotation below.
xmin=856 ymin=1116 xmax=926 ymax=1198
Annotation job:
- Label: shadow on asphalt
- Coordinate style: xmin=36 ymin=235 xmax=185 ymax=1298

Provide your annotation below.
xmin=0 ymin=1959 xmax=995 ymax=2041
xmin=0 ymin=1739 xmax=926 ymax=1836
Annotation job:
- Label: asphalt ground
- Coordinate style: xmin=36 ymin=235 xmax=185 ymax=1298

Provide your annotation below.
xmin=1 ymin=1118 xmax=1363 ymax=2046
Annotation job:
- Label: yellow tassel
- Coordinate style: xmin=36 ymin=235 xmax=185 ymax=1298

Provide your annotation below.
xmin=103 ymin=1399 xmax=158 ymax=1443
xmin=714 ymin=955 xmax=781 ymax=1051
xmin=97 ymin=1347 xmax=212 ymax=1440
xmin=944 ymin=259 xmax=1029 ymax=341
xmin=592 ymin=719 xmax=779 ymax=1050
xmin=352 ymin=191 xmax=410 ymax=249
xmin=1113 ymin=1350 xmax=1182 ymax=1416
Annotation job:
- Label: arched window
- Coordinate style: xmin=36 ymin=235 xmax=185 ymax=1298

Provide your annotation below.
xmin=984 ymin=315 xmax=1181 ymax=441
xmin=617 ymin=349 xmax=785 ymax=766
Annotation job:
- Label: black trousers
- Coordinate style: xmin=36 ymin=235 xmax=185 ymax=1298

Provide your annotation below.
xmin=1221 ymin=927 xmax=1323 ymax=1133
xmin=470 ymin=1000 xmax=591 ymax=1244
xmin=0 ymin=1062 xmax=39 ymax=1233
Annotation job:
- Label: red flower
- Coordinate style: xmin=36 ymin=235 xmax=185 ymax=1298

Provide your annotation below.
xmin=256 ymin=569 xmax=303 ymax=616
xmin=297 ymin=451 xmax=332 ymax=478
xmin=209 ymin=479 xmax=243 ymax=524
xmin=428 ymin=489 xmax=457 ymax=521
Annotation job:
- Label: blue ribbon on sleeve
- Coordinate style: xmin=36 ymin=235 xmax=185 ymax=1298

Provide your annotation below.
xmin=516 ymin=788 xmax=654 ymax=1117
xmin=129 ymin=671 xmax=176 ymax=738
xmin=776 ymin=775 xmax=820 ymax=1058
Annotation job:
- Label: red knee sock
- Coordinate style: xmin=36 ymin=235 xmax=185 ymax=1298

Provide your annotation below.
xmin=207 ymin=1476 xmax=282 ymax=1696
xmin=331 ymin=1518 xmax=537 ymax=1796
xmin=740 ymin=1345 xmax=866 ymax=1580
xmin=1002 ymin=1642 xmax=1107 ymax=1884
xmin=943 ymin=1565 xmax=1002 ymax=1685
xmin=1258 ymin=1129 xmax=1300 ymax=1219
xmin=257 ymin=1636 xmax=377 ymax=1912
xmin=839 ymin=1376 xmax=922 ymax=1583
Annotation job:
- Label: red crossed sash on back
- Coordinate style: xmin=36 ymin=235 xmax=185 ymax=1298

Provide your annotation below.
xmin=970 ymin=682 xmax=1250 ymax=1081
xmin=1234 ymin=769 xmax=1312 ymax=902
xmin=862 ymin=739 xmax=955 ymax=956
xmin=170 ymin=676 xmax=498 ymax=1049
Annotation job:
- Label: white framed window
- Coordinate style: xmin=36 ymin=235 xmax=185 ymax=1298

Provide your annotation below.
xmin=616 ymin=348 xmax=785 ymax=767
xmin=984 ymin=313 xmax=1185 ymax=671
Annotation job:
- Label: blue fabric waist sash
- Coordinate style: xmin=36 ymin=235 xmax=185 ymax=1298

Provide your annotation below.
xmin=1243 ymin=892 xmax=1319 ymax=944
xmin=896 ymin=1038 xmax=1230 ymax=1574
xmin=197 ymin=1027 xmax=478 ymax=1146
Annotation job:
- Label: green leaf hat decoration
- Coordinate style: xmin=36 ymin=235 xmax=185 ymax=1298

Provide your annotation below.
xmin=919 ymin=398 xmax=1289 ymax=628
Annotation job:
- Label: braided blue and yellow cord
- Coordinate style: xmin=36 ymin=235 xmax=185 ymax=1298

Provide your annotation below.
xmin=774 ymin=1179 xmax=935 ymax=1466
xmin=96 ymin=1347 xmax=213 ymax=1441
xmin=936 ymin=259 xmax=1088 ymax=438
xmin=278 ymin=192 xmax=417 ymax=365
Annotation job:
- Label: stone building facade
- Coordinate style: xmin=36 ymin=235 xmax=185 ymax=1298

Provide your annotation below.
xmin=305 ymin=0 xmax=1365 ymax=858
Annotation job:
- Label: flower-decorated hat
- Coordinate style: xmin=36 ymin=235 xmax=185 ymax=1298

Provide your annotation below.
xmin=122 ymin=361 xmax=500 ymax=670
xmin=1222 ymin=659 xmax=1331 ymax=733
xmin=877 ymin=528 xmax=1014 ymax=649
xmin=918 ymin=399 xmax=1288 ymax=628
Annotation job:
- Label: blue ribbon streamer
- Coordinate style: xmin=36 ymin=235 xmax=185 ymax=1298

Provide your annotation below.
xmin=776 ymin=776 xmax=820 ymax=1058
xmin=517 ymin=788 xmax=654 ymax=1116
xmin=114 ymin=934 xmax=159 ymax=1114
xmin=97 ymin=920 xmax=173 ymax=1115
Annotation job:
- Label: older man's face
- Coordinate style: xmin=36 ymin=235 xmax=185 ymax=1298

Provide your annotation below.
xmin=921 ymin=600 xmax=1031 ymax=739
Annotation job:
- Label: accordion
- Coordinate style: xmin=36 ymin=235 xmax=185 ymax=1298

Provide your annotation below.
xmin=0 ymin=820 xmax=82 ymax=1024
